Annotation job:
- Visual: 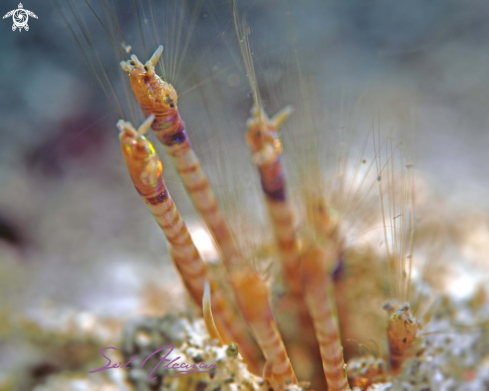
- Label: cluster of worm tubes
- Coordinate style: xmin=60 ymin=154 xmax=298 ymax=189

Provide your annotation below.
xmin=114 ymin=46 xmax=432 ymax=391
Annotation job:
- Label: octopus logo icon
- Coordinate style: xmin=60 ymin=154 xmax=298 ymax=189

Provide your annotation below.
xmin=3 ymin=3 xmax=38 ymax=32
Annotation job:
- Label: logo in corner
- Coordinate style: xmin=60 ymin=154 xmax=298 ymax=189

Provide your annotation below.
xmin=3 ymin=3 xmax=37 ymax=32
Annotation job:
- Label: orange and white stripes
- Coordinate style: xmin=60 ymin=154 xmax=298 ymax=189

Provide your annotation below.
xmin=118 ymin=116 xmax=206 ymax=302
xmin=246 ymin=105 xmax=303 ymax=297
xmin=117 ymin=117 xmax=260 ymax=372
xmin=301 ymin=243 xmax=351 ymax=391
xmin=120 ymin=47 xmax=239 ymax=270
xmin=231 ymin=270 xmax=297 ymax=388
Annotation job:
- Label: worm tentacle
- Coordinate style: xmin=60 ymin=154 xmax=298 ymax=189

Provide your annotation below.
xmin=301 ymin=242 xmax=351 ymax=391
xmin=117 ymin=118 xmax=259 ymax=371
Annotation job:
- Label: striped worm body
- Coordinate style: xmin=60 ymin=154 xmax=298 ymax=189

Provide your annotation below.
xmin=117 ymin=117 xmax=260 ymax=371
xmin=231 ymin=270 xmax=297 ymax=389
xmin=246 ymin=105 xmax=303 ymax=298
xmin=118 ymin=116 xmax=206 ymax=303
xmin=301 ymin=243 xmax=351 ymax=391
xmin=120 ymin=47 xmax=239 ymax=270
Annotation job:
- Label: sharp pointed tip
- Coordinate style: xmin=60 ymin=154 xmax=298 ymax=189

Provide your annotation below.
xmin=283 ymin=105 xmax=294 ymax=115
xmin=149 ymin=45 xmax=164 ymax=66
xmin=138 ymin=114 xmax=155 ymax=136
xmin=204 ymin=280 xmax=211 ymax=298
xmin=272 ymin=105 xmax=294 ymax=130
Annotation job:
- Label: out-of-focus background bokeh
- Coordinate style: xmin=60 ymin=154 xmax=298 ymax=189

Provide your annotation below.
xmin=1 ymin=0 xmax=489 ymax=387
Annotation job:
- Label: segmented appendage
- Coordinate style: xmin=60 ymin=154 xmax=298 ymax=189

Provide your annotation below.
xmin=231 ymin=270 xmax=297 ymax=388
xmin=301 ymin=242 xmax=351 ymax=391
xmin=120 ymin=46 xmax=240 ymax=270
xmin=120 ymin=46 xmax=185 ymax=150
xmin=117 ymin=117 xmax=258 ymax=367
xmin=118 ymin=116 xmax=207 ymax=303
xmin=120 ymin=47 xmax=263 ymax=370
xmin=246 ymin=105 xmax=302 ymax=297
xmin=246 ymin=104 xmax=323 ymax=378
xmin=384 ymin=303 xmax=421 ymax=375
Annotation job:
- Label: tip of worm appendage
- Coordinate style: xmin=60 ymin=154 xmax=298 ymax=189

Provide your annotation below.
xmin=149 ymin=45 xmax=164 ymax=67
xmin=203 ymin=280 xmax=225 ymax=345
xmin=116 ymin=119 xmax=137 ymax=136
xmin=272 ymin=105 xmax=294 ymax=130
xmin=144 ymin=61 xmax=156 ymax=76
xmin=204 ymin=280 xmax=211 ymax=305
xmin=130 ymin=54 xmax=143 ymax=66
xmin=120 ymin=61 xmax=131 ymax=73
xmin=137 ymin=114 xmax=155 ymax=136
